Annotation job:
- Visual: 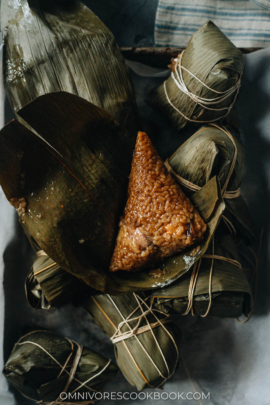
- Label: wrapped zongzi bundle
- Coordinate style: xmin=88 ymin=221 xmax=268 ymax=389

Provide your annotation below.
xmin=25 ymin=251 xmax=87 ymax=309
xmin=3 ymin=330 xmax=118 ymax=403
xmin=110 ymin=131 xmax=207 ymax=272
xmin=1 ymin=0 xmax=140 ymax=137
xmin=152 ymin=234 xmax=251 ymax=318
xmin=80 ymin=292 xmax=179 ymax=391
xmin=165 ymin=124 xmax=254 ymax=244
xmin=146 ymin=21 xmax=244 ymax=132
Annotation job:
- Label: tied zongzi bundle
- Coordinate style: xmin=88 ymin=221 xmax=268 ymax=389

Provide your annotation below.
xmin=146 ymin=21 xmax=244 ymax=132
xmin=80 ymin=293 xmax=179 ymax=391
xmin=25 ymin=251 xmax=87 ymax=309
xmin=165 ymin=124 xmax=254 ymax=244
xmin=110 ymin=131 xmax=207 ymax=272
xmin=152 ymin=234 xmax=251 ymax=318
xmin=1 ymin=0 xmax=140 ymax=137
xmin=3 ymin=330 xmax=118 ymax=403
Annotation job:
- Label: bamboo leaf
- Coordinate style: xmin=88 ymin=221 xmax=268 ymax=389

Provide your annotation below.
xmin=80 ymin=293 xmax=179 ymax=391
xmin=152 ymin=233 xmax=251 ymax=318
xmin=0 ymin=94 xmax=225 ymax=294
xmin=3 ymin=330 xmax=118 ymax=402
xmin=146 ymin=21 xmax=244 ymax=131
xmin=167 ymin=125 xmax=254 ymax=244
xmin=0 ymin=94 xmax=134 ymax=291
xmin=1 ymin=0 xmax=140 ymax=137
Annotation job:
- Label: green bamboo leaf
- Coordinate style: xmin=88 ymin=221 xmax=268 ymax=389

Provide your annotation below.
xmin=25 ymin=254 xmax=86 ymax=309
xmin=1 ymin=93 xmax=225 ymax=294
xmin=80 ymin=293 xmax=179 ymax=391
xmin=146 ymin=21 xmax=244 ymax=131
xmin=3 ymin=330 xmax=118 ymax=402
xmin=152 ymin=233 xmax=251 ymax=318
xmin=1 ymin=0 xmax=140 ymax=137
xmin=0 ymin=93 xmax=134 ymax=291
xmin=167 ymin=125 xmax=254 ymax=244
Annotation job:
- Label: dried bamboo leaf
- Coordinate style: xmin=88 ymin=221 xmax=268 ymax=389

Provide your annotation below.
xmin=3 ymin=330 xmax=118 ymax=403
xmin=1 ymin=0 xmax=140 ymax=136
xmin=25 ymin=254 xmax=86 ymax=309
xmin=167 ymin=125 xmax=254 ymax=244
xmin=0 ymin=93 xmax=134 ymax=291
xmin=152 ymin=233 xmax=251 ymax=318
xmin=146 ymin=21 xmax=244 ymax=131
xmin=156 ymin=292 xmax=245 ymax=318
xmin=80 ymin=293 xmax=179 ymax=391
xmin=107 ymin=176 xmax=225 ymax=294
xmin=0 ymin=94 xmax=225 ymax=294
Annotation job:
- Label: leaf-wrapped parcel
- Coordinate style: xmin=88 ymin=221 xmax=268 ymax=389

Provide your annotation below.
xmin=165 ymin=124 xmax=254 ymax=244
xmin=152 ymin=234 xmax=251 ymax=318
xmin=0 ymin=92 xmax=225 ymax=294
xmin=25 ymin=252 xmax=87 ymax=309
xmin=3 ymin=330 xmax=118 ymax=403
xmin=1 ymin=0 xmax=139 ymax=137
xmin=146 ymin=21 xmax=244 ymax=132
xmin=80 ymin=293 xmax=179 ymax=391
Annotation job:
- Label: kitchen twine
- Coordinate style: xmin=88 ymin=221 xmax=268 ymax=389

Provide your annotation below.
xmin=165 ymin=124 xmax=240 ymax=236
xmin=12 ymin=330 xmax=111 ymax=405
xmin=236 ymin=230 xmax=263 ymax=324
xmin=181 ymin=237 xmax=242 ymax=318
xmin=164 ymin=50 xmax=242 ymax=123
xmin=91 ymin=293 xmax=179 ymax=388
xmin=164 ymin=124 xmax=252 ymax=318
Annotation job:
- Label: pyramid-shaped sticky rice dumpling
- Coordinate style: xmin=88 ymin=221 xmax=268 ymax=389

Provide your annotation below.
xmin=110 ymin=132 xmax=207 ymax=272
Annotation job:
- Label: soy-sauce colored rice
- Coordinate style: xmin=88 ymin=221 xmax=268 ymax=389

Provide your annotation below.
xmin=110 ymin=132 xmax=207 ymax=272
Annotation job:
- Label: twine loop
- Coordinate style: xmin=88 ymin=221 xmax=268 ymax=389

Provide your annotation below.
xmin=164 ymin=50 xmax=242 ymax=123
xmin=110 ymin=294 xmax=171 ymax=344
xmin=93 ymin=293 xmax=179 ymax=388
xmin=166 ymin=124 xmax=241 ymax=236
xmin=166 ymin=124 xmax=240 ymax=200
xmin=183 ymin=238 xmax=242 ymax=317
xmin=14 ymin=330 xmax=111 ymax=405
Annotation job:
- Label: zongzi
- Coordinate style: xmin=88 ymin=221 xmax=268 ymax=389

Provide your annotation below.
xmin=146 ymin=21 xmax=244 ymax=132
xmin=80 ymin=292 xmax=179 ymax=391
xmin=25 ymin=251 xmax=87 ymax=309
xmin=166 ymin=124 xmax=254 ymax=244
xmin=3 ymin=330 xmax=118 ymax=403
xmin=23 ymin=179 xmax=225 ymax=298
xmin=152 ymin=233 xmax=251 ymax=318
xmin=110 ymin=131 xmax=207 ymax=272
xmin=1 ymin=0 xmax=140 ymax=137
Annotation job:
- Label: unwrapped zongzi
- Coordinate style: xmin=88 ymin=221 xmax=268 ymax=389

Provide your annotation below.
xmin=110 ymin=131 xmax=207 ymax=272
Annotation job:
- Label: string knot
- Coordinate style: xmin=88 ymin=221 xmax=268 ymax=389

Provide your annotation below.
xmin=14 ymin=331 xmax=111 ymax=405
xmin=164 ymin=50 xmax=242 ymax=124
